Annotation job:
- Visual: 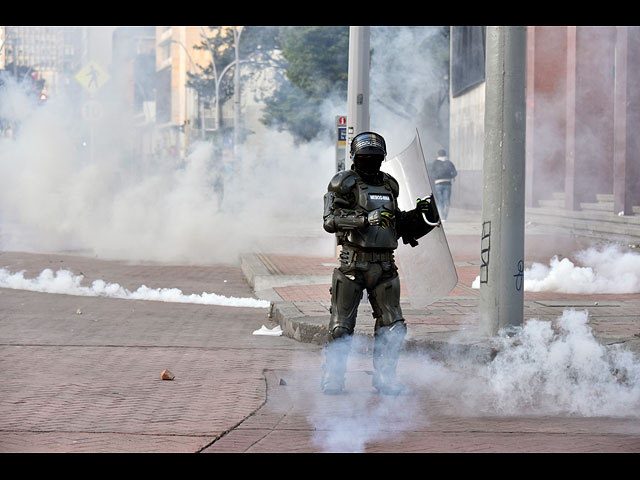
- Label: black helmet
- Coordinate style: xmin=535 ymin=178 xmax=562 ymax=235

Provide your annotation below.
xmin=350 ymin=131 xmax=387 ymax=160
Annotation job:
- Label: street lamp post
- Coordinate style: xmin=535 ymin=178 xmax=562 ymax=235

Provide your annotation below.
xmin=233 ymin=26 xmax=244 ymax=163
xmin=198 ymin=26 xmax=244 ymax=160
xmin=200 ymin=27 xmax=220 ymax=132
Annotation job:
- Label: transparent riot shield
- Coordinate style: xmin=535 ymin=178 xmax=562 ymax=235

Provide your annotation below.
xmin=381 ymin=132 xmax=458 ymax=307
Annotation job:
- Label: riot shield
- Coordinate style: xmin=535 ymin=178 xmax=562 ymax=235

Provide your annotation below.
xmin=381 ymin=132 xmax=458 ymax=307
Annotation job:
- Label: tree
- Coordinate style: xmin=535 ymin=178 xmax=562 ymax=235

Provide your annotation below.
xmin=187 ymin=26 xmax=450 ymax=147
xmin=188 ymin=26 xmax=285 ymax=112
xmin=187 ymin=26 xmax=348 ymax=144
xmin=261 ymin=26 xmax=349 ymax=143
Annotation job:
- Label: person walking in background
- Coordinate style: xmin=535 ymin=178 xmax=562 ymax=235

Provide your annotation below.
xmin=428 ymin=149 xmax=457 ymax=220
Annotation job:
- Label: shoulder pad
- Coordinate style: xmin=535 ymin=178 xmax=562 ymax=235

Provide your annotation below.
xmin=328 ymin=170 xmax=357 ymax=194
xmin=383 ymin=172 xmax=400 ymax=197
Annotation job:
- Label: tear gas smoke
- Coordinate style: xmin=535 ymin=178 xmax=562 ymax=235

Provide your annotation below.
xmin=482 ymin=309 xmax=640 ymax=416
xmin=415 ymin=309 xmax=640 ymax=418
xmin=308 ymin=371 xmax=426 ymax=453
xmin=525 ymin=244 xmax=640 ymax=294
xmin=305 ymin=309 xmax=640 ymax=452
xmin=0 ymin=27 xmax=447 ymax=266
xmin=369 ymin=26 xmax=449 ymax=156
xmin=472 ymin=244 xmax=640 ymax=293
xmin=0 ymin=65 xmax=335 ymax=265
xmin=0 ymin=267 xmax=269 ymax=307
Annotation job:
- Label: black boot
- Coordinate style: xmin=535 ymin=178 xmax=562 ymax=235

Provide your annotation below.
xmin=372 ymin=321 xmax=406 ymax=395
xmin=321 ymin=335 xmax=352 ymax=395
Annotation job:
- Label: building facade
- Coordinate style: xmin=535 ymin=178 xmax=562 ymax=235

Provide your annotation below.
xmin=450 ymin=26 xmax=640 ymax=224
xmin=0 ymin=26 xmax=106 ymax=97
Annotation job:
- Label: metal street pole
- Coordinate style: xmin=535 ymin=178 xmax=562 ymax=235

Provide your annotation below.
xmin=479 ymin=26 xmax=527 ymax=336
xmin=233 ymin=26 xmax=244 ymax=164
xmin=345 ymin=26 xmax=370 ymax=169
xmin=200 ymin=26 xmax=220 ymax=132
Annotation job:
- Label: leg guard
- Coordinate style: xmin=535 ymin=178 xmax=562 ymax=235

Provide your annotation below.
xmin=372 ymin=320 xmax=407 ymax=395
xmin=321 ymin=331 xmax=352 ymax=394
xmin=322 ymin=269 xmax=363 ymax=394
xmin=368 ymin=273 xmax=403 ymax=328
xmin=328 ymin=268 xmax=363 ymax=337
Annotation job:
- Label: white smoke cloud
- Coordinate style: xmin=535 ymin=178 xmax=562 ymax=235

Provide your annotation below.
xmin=369 ymin=26 xmax=448 ymax=158
xmin=0 ymin=48 xmax=335 ymax=265
xmin=309 ymin=389 xmax=423 ymax=453
xmin=525 ymin=244 xmax=640 ymax=294
xmin=482 ymin=309 xmax=640 ymax=416
xmin=0 ymin=267 xmax=269 ymax=308
xmin=472 ymin=245 xmax=640 ymax=293
xmin=0 ymin=27 xmax=449 ymax=266
xmin=305 ymin=309 xmax=639 ymax=452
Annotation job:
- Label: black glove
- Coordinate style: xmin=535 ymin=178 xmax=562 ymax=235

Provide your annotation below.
xmin=416 ymin=194 xmax=440 ymax=225
xmin=367 ymin=209 xmax=394 ymax=229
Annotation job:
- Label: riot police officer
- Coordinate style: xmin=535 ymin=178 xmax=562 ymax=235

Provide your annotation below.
xmin=321 ymin=131 xmax=439 ymax=395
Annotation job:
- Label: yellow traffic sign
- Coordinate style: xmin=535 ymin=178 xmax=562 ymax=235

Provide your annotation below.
xmin=75 ymin=61 xmax=110 ymax=94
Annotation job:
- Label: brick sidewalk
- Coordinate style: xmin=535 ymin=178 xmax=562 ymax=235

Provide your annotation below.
xmin=0 ymin=251 xmax=321 ymax=452
xmin=204 ymin=370 xmax=640 ymax=453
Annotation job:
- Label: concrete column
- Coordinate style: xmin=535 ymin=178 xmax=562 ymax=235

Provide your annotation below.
xmin=565 ymin=26 xmax=616 ymax=210
xmin=614 ymin=26 xmax=640 ymax=215
xmin=479 ymin=26 xmax=527 ymax=336
xmin=524 ymin=26 xmax=536 ymax=208
xmin=345 ymin=26 xmax=370 ymax=169
xmin=564 ymin=26 xmax=578 ymax=210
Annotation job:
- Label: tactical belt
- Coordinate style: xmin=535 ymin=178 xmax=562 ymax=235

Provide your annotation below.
xmin=354 ymin=250 xmax=394 ymax=262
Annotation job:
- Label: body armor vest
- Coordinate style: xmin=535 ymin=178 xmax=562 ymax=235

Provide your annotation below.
xmin=346 ymin=174 xmax=399 ymax=250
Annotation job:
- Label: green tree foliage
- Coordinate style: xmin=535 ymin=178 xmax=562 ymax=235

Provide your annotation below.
xmin=188 ymin=26 xmax=350 ymax=143
xmin=261 ymin=26 xmax=349 ymax=143
xmin=188 ymin=26 xmax=285 ymax=108
xmin=188 ymin=26 xmax=450 ymax=146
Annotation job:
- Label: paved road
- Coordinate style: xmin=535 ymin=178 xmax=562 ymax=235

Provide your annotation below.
xmin=1 ymin=248 xmax=639 ymax=453
xmin=0 ymin=251 xmax=320 ymax=453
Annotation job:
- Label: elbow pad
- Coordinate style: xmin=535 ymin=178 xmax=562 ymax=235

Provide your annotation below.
xmin=334 ymin=215 xmax=367 ymax=230
xmin=324 ymin=192 xmax=337 ymax=232
xmin=324 ymin=191 xmax=365 ymax=232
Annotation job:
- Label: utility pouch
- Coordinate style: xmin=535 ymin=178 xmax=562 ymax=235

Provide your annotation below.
xmin=339 ymin=248 xmax=355 ymax=268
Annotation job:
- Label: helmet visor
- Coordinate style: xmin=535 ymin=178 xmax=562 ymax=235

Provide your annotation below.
xmin=351 ymin=132 xmax=387 ymax=158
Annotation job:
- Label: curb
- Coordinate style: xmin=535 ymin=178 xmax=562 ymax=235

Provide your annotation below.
xmin=243 ymin=253 xmax=640 ymax=363
xmin=242 ymin=253 xmax=499 ymax=362
xmin=269 ymin=299 xmax=498 ymax=362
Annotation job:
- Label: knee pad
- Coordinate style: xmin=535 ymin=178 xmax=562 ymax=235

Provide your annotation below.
xmin=369 ymin=274 xmax=404 ymax=327
xmin=328 ymin=268 xmax=363 ymax=335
